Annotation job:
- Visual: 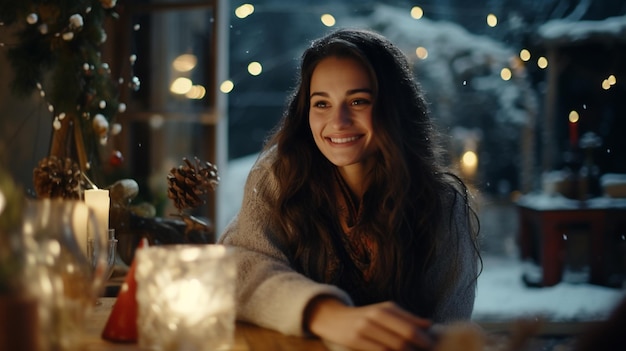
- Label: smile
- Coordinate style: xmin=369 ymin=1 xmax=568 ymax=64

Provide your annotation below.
xmin=328 ymin=136 xmax=361 ymax=144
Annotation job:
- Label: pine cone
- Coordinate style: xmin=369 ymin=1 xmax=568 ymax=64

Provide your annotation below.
xmin=33 ymin=156 xmax=83 ymax=199
xmin=167 ymin=157 xmax=220 ymax=212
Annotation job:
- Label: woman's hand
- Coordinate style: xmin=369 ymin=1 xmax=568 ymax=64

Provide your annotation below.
xmin=305 ymin=297 xmax=434 ymax=351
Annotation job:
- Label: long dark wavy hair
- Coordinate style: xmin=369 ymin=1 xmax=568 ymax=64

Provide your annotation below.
xmin=262 ymin=28 xmax=480 ymax=316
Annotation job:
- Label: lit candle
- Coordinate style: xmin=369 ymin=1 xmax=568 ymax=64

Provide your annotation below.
xmin=72 ymin=202 xmax=90 ymax=257
xmin=84 ymin=189 xmax=110 ymax=246
xmin=136 ymin=245 xmax=236 ymax=351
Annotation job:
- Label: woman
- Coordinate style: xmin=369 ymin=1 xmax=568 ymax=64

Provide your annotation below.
xmin=219 ymin=28 xmax=481 ymax=351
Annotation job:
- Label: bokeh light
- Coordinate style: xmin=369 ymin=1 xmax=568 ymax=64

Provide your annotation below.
xmin=220 ymin=80 xmax=234 ymax=93
xmin=170 ymin=77 xmax=192 ymax=95
xmin=500 ymin=68 xmax=512 ymax=81
xmin=519 ymin=49 xmax=531 ymax=62
xmin=248 ymin=61 xmax=262 ymax=76
xmin=486 ymin=14 xmax=498 ymax=27
xmin=185 ymin=85 xmax=206 ymax=99
xmin=172 ymin=54 xmax=197 ymax=72
xmin=410 ymin=6 xmax=424 ymax=19
xmin=235 ymin=4 xmax=254 ymax=19
xmin=415 ymin=46 xmax=428 ymax=59
xmin=321 ymin=14 xmax=336 ymax=27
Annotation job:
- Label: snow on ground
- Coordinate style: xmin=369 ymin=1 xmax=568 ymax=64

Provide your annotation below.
xmin=219 ymin=154 xmax=626 ymax=323
xmin=473 ymin=256 xmax=624 ymax=322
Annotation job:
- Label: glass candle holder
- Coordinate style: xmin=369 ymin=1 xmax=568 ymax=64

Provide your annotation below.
xmin=135 ymin=244 xmax=236 ymax=351
xmin=20 ymin=198 xmax=107 ymax=351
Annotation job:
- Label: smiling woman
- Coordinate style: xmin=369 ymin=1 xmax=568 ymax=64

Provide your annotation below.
xmin=309 ymin=56 xmax=378 ymax=192
xmin=219 ymin=28 xmax=481 ymax=351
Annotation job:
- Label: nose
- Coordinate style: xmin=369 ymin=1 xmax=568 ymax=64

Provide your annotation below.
xmin=330 ymin=103 xmax=352 ymax=128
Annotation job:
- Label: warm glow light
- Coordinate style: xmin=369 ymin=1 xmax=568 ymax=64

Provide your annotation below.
xmin=235 ymin=4 xmax=255 ymax=19
xmin=410 ymin=6 xmax=424 ymax=19
xmin=462 ymin=151 xmax=478 ymax=167
xmin=164 ymin=278 xmax=206 ymax=315
xmin=185 ymin=85 xmax=206 ymax=99
xmin=602 ymin=79 xmax=611 ymax=90
xmin=500 ymin=68 xmax=512 ymax=81
xmin=537 ymin=56 xmax=548 ymax=69
xmin=569 ymin=110 xmax=579 ymax=123
xmin=321 ymin=14 xmax=336 ymax=27
xmin=220 ymin=80 xmax=234 ymax=93
xmin=461 ymin=150 xmax=478 ymax=178
xmin=248 ymin=61 xmax=262 ymax=76
xmin=170 ymin=77 xmax=193 ymax=95
xmin=519 ymin=49 xmax=531 ymax=62
xmin=415 ymin=46 xmax=428 ymax=59
xmin=486 ymin=14 xmax=498 ymax=27
xmin=608 ymin=74 xmax=617 ymax=85
xmin=172 ymin=54 xmax=197 ymax=72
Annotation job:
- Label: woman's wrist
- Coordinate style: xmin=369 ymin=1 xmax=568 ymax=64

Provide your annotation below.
xmin=303 ymin=295 xmax=346 ymax=336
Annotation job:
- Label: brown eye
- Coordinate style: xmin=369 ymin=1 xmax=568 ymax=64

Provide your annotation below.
xmin=312 ymin=101 xmax=328 ymax=108
xmin=351 ymin=98 xmax=371 ymax=107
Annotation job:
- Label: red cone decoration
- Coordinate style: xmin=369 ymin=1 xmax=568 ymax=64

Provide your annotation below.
xmin=101 ymin=238 xmax=149 ymax=343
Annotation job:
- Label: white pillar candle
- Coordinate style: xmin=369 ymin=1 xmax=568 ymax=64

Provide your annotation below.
xmin=84 ymin=189 xmax=110 ymax=246
xmin=72 ymin=202 xmax=90 ymax=257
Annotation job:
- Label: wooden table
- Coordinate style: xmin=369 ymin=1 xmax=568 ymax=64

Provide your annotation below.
xmin=80 ymin=298 xmax=338 ymax=351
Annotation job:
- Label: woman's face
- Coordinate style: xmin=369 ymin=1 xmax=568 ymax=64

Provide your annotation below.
xmin=308 ymin=56 xmax=378 ymax=170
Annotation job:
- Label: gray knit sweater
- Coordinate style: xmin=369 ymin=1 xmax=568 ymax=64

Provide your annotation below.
xmin=218 ymin=148 xmax=478 ymax=337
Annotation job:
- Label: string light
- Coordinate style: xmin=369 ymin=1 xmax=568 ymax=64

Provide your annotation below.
xmin=185 ymin=85 xmax=206 ymax=100
xmin=500 ymin=68 xmax=512 ymax=81
xmin=321 ymin=14 xmax=336 ymax=27
xmin=415 ymin=46 xmax=428 ymax=59
xmin=170 ymin=77 xmax=193 ymax=95
xmin=519 ymin=49 xmax=531 ymax=62
xmin=603 ymin=74 xmax=617 ymax=89
xmin=486 ymin=13 xmax=498 ymax=27
xmin=235 ymin=4 xmax=255 ymax=19
xmin=537 ymin=56 xmax=548 ymax=69
xmin=410 ymin=6 xmax=424 ymax=19
xmin=607 ymin=74 xmax=617 ymax=85
xmin=220 ymin=80 xmax=234 ymax=94
xmin=247 ymin=61 xmax=263 ymax=76
xmin=172 ymin=54 xmax=197 ymax=72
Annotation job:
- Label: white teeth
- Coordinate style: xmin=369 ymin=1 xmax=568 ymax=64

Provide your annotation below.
xmin=330 ymin=136 xmax=359 ymax=144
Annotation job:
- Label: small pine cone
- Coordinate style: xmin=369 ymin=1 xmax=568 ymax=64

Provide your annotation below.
xmin=167 ymin=157 xmax=220 ymax=211
xmin=33 ymin=156 xmax=83 ymax=199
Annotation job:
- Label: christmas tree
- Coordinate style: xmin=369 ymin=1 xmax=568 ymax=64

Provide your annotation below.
xmin=0 ymin=0 xmax=133 ymax=198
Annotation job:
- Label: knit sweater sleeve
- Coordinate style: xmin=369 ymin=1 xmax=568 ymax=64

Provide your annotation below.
xmin=217 ymin=151 xmax=353 ymax=336
xmin=423 ymin=187 xmax=479 ymax=323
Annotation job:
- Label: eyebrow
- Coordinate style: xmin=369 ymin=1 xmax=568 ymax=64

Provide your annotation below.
xmin=310 ymin=88 xmax=373 ymax=99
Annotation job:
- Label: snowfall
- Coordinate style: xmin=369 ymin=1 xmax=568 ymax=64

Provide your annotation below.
xmin=217 ymin=153 xmax=626 ymax=330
